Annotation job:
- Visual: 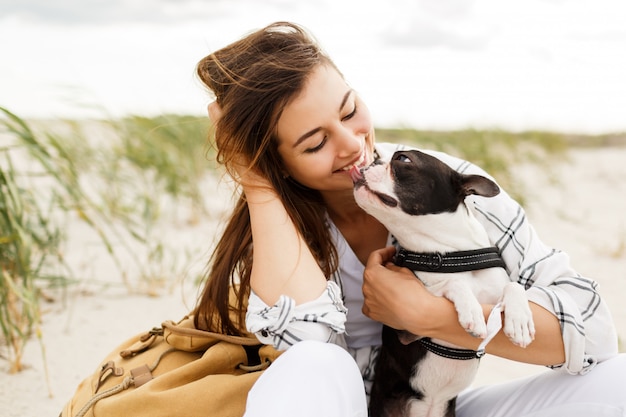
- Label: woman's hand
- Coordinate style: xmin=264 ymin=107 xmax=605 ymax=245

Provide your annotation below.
xmin=208 ymin=101 xmax=273 ymax=194
xmin=208 ymin=101 xmax=223 ymax=125
xmin=362 ymin=246 xmax=436 ymax=332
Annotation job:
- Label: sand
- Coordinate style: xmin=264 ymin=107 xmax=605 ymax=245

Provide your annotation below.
xmin=1 ymin=146 xmax=625 ymax=416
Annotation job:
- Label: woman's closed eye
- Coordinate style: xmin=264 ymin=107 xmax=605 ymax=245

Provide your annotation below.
xmin=303 ymin=102 xmax=357 ymax=154
xmin=342 ymin=104 xmax=357 ymax=121
xmin=304 ymin=137 xmax=328 ymax=153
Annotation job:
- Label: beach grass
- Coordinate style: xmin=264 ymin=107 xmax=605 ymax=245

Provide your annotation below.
xmin=1 ymin=108 xmax=73 ymax=373
xmin=0 ymin=109 xmax=215 ymax=372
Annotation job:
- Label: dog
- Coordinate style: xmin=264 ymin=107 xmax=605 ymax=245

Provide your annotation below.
xmin=351 ymin=149 xmax=535 ymax=417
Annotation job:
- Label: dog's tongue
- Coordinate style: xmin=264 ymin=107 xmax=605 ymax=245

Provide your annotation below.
xmin=349 ymin=165 xmax=363 ymax=183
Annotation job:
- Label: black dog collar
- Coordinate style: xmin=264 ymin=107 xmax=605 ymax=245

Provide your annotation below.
xmin=419 ymin=337 xmax=485 ymax=360
xmin=394 ymin=246 xmax=506 ymax=360
xmin=394 ymin=246 xmax=506 ymax=274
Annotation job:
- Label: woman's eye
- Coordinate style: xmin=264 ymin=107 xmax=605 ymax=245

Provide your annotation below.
xmin=304 ymin=137 xmax=327 ymax=153
xmin=341 ymin=104 xmax=357 ymax=121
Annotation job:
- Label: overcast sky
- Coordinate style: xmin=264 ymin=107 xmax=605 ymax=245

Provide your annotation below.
xmin=2 ymin=0 xmax=626 ymax=133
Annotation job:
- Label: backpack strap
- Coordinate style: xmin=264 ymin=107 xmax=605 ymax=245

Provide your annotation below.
xmin=161 ymin=316 xmax=261 ymax=351
xmin=120 ymin=328 xmax=162 ymax=358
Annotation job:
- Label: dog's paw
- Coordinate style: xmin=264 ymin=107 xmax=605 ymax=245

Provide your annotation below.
xmin=500 ymin=282 xmax=536 ymax=347
xmin=458 ymin=308 xmax=487 ymax=339
xmin=503 ymin=303 xmax=535 ymax=348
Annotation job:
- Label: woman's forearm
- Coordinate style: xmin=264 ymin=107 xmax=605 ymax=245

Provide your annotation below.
xmin=422 ymin=297 xmax=565 ymax=366
xmin=363 ymin=248 xmax=566 ymax=366
xmin=245 ymin=185 xmax=327 ymax=306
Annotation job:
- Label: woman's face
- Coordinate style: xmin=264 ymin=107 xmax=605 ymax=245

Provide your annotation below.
xmin=276 ymin=65 xmax=375 ymax=193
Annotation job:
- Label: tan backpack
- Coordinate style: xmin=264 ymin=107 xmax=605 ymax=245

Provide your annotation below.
xmin=60 ymin=314 xmax=281 ymax=417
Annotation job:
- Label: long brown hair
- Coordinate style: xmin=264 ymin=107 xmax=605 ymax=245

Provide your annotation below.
xmin=194 ymin=22 xmax=340 ymax=335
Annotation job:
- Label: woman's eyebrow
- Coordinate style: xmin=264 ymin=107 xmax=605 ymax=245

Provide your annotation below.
xmin=339 ymin=89 xmax=354 ymax=112
xmin=293 ymin=89 xmax=354 ymax=148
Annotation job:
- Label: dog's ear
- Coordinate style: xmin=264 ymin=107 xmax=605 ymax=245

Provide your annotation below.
xmin=461 ymin=174 xmax=500 ymax=198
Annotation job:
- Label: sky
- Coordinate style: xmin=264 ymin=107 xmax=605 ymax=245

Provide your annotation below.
xmin=1 ymin=0 xmax=626 ymax=133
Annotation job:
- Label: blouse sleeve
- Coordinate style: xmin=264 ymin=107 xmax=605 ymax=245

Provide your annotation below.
xmin=245 ymin=281 xmax=348 ymax=351
xmin=424 ymin=146 xmax=618 ymax=374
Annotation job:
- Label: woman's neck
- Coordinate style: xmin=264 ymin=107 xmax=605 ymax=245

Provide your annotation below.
xmin=322 ymin=189 xmax=389 ymax=265
xmin=321 ymin=189 xmax=366 ymax=224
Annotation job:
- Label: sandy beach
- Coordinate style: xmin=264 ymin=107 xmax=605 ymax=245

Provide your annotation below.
xmin=1 ymin=145 xmax=625 ymax=416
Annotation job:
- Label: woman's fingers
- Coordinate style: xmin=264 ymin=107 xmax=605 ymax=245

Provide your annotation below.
xmin=208 ymin=101 xmax=223 ymax=124
xmin=366 ymin=246 xmax=397 ymax=267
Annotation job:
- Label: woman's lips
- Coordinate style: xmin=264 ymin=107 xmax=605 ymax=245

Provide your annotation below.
xmin=335 ymin=150 xmax=367 ymax=173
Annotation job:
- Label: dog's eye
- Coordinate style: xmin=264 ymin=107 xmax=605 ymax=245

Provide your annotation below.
xmin=395 ymin=154 xmax=412 ymax=163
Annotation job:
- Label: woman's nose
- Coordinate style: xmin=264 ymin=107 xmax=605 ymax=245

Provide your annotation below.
xmin=335 ymin=127 xmax=362 ymax=156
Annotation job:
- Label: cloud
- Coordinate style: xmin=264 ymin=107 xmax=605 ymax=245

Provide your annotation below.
xmin=0 ymin=0 xmax=224 ymax=25
xmin=378 ymin=1 xmax=493 ymax=51
xmin=415 ymin=0 xmax=476 ymax=19
xmin=2 ymin=0 xmax=626 ymax=133
xmin=381 ymin=17 xmax=493 ymax=51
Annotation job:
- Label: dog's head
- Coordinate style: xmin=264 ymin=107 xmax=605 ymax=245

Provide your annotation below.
xmin=351 ymin=150 xmax=500 ymax=222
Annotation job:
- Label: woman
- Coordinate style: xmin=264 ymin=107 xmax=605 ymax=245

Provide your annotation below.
xmin=194 ymin=22 xmax=624 ymax=416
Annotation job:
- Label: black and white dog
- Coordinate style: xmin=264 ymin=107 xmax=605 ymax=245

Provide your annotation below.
xmin=351 ymin=150 xmax=535 ymax=417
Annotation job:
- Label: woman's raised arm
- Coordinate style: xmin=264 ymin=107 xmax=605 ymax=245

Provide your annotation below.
xmin=244 ymin=179 xmax=328 ymax=305
xmin=209 ymin=101 xmax=327 ymax=306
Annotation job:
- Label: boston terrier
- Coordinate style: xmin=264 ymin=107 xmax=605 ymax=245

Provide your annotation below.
xmin=351 ymin=149 xmax=535 ymax=417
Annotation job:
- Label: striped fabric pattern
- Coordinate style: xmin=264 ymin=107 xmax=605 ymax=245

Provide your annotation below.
xmin=246 ymin=281 xmax=348 ymax=351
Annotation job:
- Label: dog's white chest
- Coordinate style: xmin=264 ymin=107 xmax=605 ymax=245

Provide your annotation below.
xmin=408 ymin=353 xmax=479 ymax=416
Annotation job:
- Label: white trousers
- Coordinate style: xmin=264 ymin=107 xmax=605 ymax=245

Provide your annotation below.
xmin=244 ymin=341 xmax=626 ymax=417
xmin=244 ymin=341 xmax=368 ymax=417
